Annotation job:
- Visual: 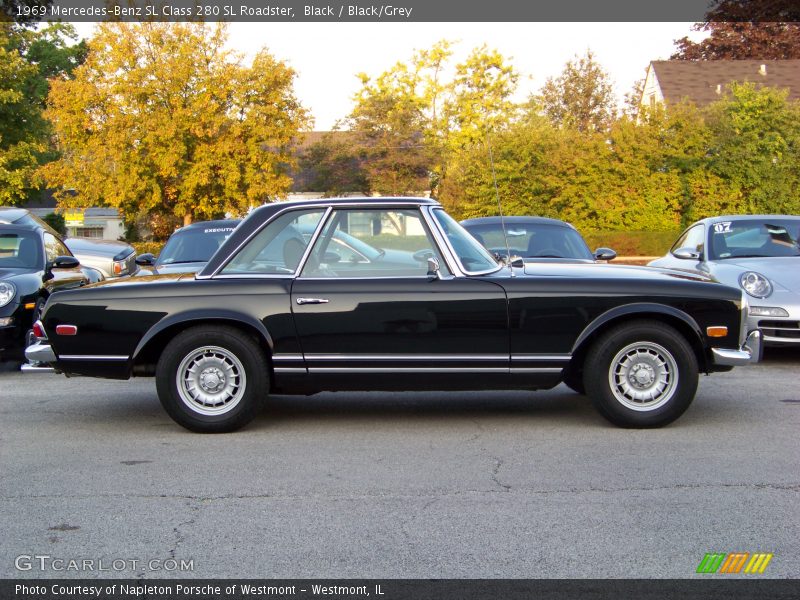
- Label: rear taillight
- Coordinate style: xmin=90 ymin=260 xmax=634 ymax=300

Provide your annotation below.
xmin=32 ymin=320 xmax=46 ymax=340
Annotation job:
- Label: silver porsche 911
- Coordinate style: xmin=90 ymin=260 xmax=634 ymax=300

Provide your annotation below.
xmin=650 ymin=215 xmax=800 ymax=347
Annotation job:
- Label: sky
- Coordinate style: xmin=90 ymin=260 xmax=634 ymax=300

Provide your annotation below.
xmin=72 ymin=21 xmax=704 ymax=130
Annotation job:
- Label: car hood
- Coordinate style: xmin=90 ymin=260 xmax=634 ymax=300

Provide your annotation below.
xmin=709 ymin=257 xmax=800 ymax=292
xmin=521 ymin=261 xmax=716 ymax=283
xmin=0 ymin=267 xmax=34 ymax=281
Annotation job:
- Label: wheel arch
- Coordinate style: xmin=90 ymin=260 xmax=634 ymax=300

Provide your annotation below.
xmin=132 ymin=310 xmax=274 ymax=378
xmin=568 ymin=303 xmax=709 ymax=377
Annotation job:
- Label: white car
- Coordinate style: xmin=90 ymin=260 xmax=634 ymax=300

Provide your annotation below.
xmin=650 ymin=215 xmax=800 ymax=347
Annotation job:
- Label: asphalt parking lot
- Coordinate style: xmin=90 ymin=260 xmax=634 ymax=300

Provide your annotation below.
xmin=0 ymin=350 xmax=798 ymax=579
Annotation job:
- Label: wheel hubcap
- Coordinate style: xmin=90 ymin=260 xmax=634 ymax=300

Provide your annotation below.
xmin=176 ymin=346 xmax=246 ymax=416
xmin=608 ymin=341 xmax=678 ymax=411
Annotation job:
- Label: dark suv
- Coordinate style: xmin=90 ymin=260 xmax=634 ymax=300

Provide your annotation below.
xmin=0 ymin=208 xmax=92 ymax=363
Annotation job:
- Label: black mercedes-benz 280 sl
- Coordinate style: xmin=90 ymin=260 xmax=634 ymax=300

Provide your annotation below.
xmin=26 ymin=198 xmax=761 ymax=432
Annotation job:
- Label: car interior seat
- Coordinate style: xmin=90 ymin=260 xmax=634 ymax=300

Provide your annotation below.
xmin=282 ymin=237 xmax=307 ymax=271
xmin=16 ymin=237 xmax=39 ymax=267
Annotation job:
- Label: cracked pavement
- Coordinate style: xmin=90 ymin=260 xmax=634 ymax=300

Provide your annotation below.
xmin=0 ymin=349 xmax=798 ymax=578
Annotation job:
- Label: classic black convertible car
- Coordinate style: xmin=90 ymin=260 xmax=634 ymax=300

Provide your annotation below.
xmin=26 ymin=198 xmax=761 ymax=432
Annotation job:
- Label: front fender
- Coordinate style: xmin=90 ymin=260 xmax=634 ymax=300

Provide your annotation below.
xmin=572 ymin=302 xmax=704 ymax=356
xmin=133 ymin=308 xmax=274 ymax=360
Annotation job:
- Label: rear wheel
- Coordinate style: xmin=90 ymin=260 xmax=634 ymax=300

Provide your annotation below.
xmin=583 ymin=320 xmax=698 ymax=428
xmin=156 ymin=325 xmax=267 ymax=432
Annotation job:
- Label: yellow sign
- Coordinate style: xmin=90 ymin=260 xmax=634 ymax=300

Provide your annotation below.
xmin=64 ymin=209 xmax=85 ymax=227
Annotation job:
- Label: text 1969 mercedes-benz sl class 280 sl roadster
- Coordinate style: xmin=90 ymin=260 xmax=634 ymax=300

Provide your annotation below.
xmin=26 ymin=198 xmax=761 ymax=433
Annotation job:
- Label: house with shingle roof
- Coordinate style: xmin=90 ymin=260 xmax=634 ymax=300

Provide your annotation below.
xmin=640 ymin=59 xmax=800 ymax=112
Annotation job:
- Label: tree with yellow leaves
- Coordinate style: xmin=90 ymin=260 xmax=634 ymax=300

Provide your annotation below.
xmin=42 ymin=22 xmax=309 ymax=230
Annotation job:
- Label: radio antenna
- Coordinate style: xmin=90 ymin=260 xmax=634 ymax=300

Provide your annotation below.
xmin=485 ymin=134 xmax=513 ymax=271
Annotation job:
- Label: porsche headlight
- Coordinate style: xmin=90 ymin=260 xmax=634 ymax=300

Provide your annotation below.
xmin=0 ymin=281 xmax=16 ymax=307
xmin=739 ymin=271 xmax=772 ymax=299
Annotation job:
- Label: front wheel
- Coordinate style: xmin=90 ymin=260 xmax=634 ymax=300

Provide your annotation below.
xmin=156 ymin=325 xmax=268 ymax=433
xmin=583 ymin=320 xmax=698 ymax=428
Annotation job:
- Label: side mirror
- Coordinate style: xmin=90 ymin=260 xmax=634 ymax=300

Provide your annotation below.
xmin=135 ymin=253 xmax=156 ymax=267
xmin=672 ymin=247 xmax=702 ymax=260
xmin=322 ymin=251 xmax=341 ymax=264
xmin=593 ymin=247 xmax=617 ymax=261
xmin=427 ymin=256 xmax=442 ymax=280
xmin=52 ymin=255 xmax=80 ymax=269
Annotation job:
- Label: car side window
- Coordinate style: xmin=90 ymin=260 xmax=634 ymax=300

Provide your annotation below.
xmin=220 ymin=209 xmax=325 ymax=275
xmin=671 ymin=225 xmax=704 ymax=255
xmin=299 ymin=208 xmax=449 ymax=279
xmin=43 ymin=233 xmax=70 ymax=264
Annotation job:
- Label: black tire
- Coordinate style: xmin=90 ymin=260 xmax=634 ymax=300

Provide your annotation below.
xmin=155 ymin=325 xmax=268 ymax=433
xmin=583 ymin=320 xmax=698 ymax=428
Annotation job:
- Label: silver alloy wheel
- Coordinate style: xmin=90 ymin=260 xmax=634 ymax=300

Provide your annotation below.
xmin=607 ymin=341 xmax=678 ymax=411
xmin=175 ymin=346 xmax=247 ymax=416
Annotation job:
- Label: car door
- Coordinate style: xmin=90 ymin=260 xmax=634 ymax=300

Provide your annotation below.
xmin=290 ymin=206 xmax=509 ymax=387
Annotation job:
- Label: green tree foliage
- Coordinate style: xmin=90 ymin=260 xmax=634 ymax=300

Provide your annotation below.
xmin=703 ymin=82 xmax=800 ymax=215
xmin=297 ymin=133 xmax=368 ymax=196
xmin=538 ymin=50 xmax=617 ymax=132
xmin=41 ymin=211 xmax=65 ymax=235
xmin=42 ymin=22 xmax=309 ymax=228
xmin=343 ymin=41 xmax=518 ymax=201
xmin=0 ymin=22 xmax=84 ymax=205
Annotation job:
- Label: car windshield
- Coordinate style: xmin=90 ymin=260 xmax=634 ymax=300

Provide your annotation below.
xmin=708 ymin=219 xmax=800 ymax=260
xmin=463 ymin=221 xmax=593 ymax=260
xmin=0 ymin=230 xmax=42 ymax=269
xmin=432 ymin=209 xmax=499 ymax=273
xmin=157 ymin=224 xmax=238 ymax=265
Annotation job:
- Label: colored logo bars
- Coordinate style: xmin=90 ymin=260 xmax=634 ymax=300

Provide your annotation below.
xmin=696 ymin=552 xmax=773 ymax=574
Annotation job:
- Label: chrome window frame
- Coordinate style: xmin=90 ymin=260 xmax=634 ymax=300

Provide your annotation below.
xmin=424 ymin=206 xmax=502 ymax=276
xmin=199 ymin=200 xmax=497 ymax=281
xmin=201 ymin=206 xmax=332 ymax=280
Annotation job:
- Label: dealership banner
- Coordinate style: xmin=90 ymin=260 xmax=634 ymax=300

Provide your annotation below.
xmin=4 ymin=0 xmax=800 ymax=23
xmin=4 ymin=579 xmax=800 ymax=600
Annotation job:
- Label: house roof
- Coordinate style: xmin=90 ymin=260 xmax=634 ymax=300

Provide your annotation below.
xmin=651 ymin=60 xmax=800 ymax=106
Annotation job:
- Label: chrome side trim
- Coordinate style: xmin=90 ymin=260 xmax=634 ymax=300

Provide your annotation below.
xmin=59 ymin=355 xmax=129 ymax=361
xmin=310 ymin=367 xmax=510 ymax=373
xmin=510 ymin=368 xmax=564 ymax=374
xmin=304 ymin=354 xmax=508 ymax=361
xmin=273 ymin=367 xmax=308 ymax=373
xmin=511 ymin=354 xmax=572 ymax=361
xmin=272 ymin=354 xmax=305 ymax=361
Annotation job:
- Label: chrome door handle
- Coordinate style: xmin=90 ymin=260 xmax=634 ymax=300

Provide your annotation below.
xmin=296 ymin=297 xmax=330 ymax=305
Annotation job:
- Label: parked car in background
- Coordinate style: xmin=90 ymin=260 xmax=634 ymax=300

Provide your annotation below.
xmin=28 ymin=198 xmax=759 ymax=432
xmin=135 ymin=219 xmax=241 ymax=275
xmin=0 ymin=208 xmax=93 ymax=363
xmin=649 ymin=215 xmax=800 ymax=347
xmin=461 ymin=216 xmax=616 ymax=263
xmin=64 ymin=237 xmax=137 ymax=279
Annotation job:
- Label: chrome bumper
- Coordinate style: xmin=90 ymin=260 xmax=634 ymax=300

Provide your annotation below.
xmin=24 ymin=342 xmax=56 ymax=364
xmin=711 ymin=330 xmax=762 ymax=367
